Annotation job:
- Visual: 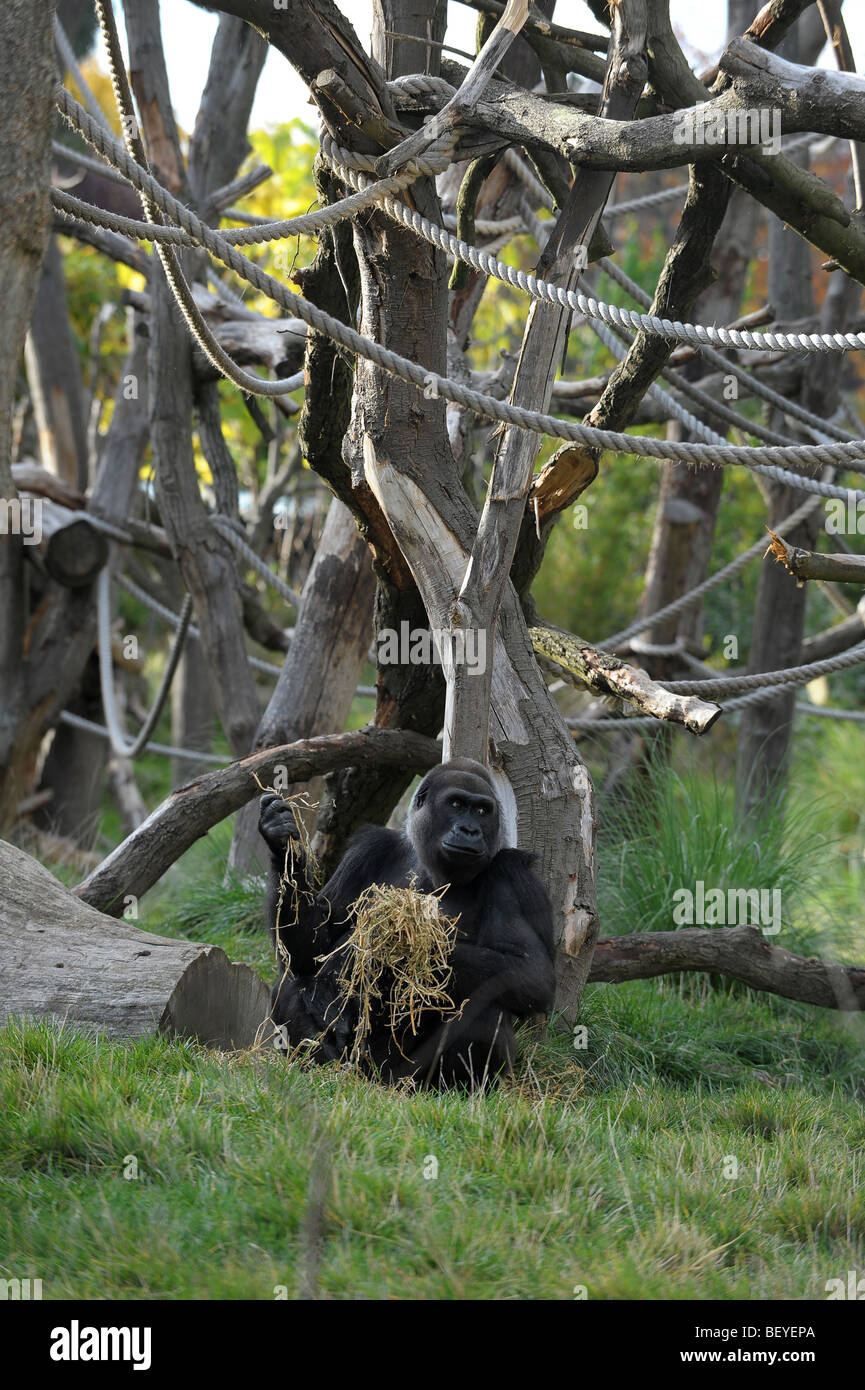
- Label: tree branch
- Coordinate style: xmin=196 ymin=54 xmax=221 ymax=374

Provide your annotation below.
xmin=376 ymin=0 xmax=531 ymax=177
xmin=530 ymin=625 xmax=721 ymax=733
xmin=74 ymin=727 xmax=441 ymax=915
xmin=765 ymin=530 xmax=865 ymax=585
xmin=589 ymin=926 xmax=865 ymax=1010
xmin=187 ymin=0 xmax=401 ymax=151
xmin=719 ymin=35 xmax=865 ymax=145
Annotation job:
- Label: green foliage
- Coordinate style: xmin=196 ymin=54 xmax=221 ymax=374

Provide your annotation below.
xmin=145 ymin=833 xmax=273 ymax=979
xmin=248 ymin=122 xmax=319 ymax=220
xmin=57 ymin=240 xmax=130 ymax=383
xmin=597 ymin=748 xmax=836 ymax=955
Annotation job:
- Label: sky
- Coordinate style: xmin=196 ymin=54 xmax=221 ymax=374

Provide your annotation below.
xmin=114 ymin=1 xmax=865 ymax=135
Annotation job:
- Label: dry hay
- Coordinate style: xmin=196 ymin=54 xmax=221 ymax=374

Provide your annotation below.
xmin=252 ymin=780 xmax=326 ymax=976
xmin=323 ymin=879 xmax=462 ymax=1067
xmin=253 ymin=784 xmax=462 ymax=1072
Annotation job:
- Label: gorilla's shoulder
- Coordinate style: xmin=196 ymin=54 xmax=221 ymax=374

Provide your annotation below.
xmin=487 ymin=848 xmax=553 ymax=930
xmin=491 ymin=847 xmax=540 ymax=876
xmin=343 ymin=825 xmax=410 ymax=872
xmin=346 ymin=824 xmax=403 ymax=852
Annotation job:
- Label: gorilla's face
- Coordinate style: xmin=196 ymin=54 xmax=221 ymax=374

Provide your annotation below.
xmin=408 ymin=760 xmax=501 ymax=887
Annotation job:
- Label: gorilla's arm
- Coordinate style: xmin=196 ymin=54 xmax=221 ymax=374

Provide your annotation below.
xmin=260 ymin=793 xmax=414 ymax=975
xmin=448 ymin=850 xmax=556 ymax=1017
xmin=260 ymin=793 xmax=333 ymax=974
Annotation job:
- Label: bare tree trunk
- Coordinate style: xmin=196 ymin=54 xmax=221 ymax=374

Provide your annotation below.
xmin=229 ymin=497 xmax=376 ymax=874
xmin=639 ymin=0 xmax=766 ymax=672
xmin=734 ymin=20 xmax=846 ymax=818
xmin=344 ymin=3 xmax=601 ymax=1022
xmin=32 ymin=320 xmax=151 ymax=840
xmin=636 ymin=180 xmax=762 ymax=691
xmin=34 ymin=656 xmax=108 ymax=848
xmin=171 ymin=644 xmax=216 ymax=788
xmin=735 ymin=261 xmax=861 ymax=816
xmin=123 ymin=0 xmax=263 ymax=759
xmin=162 ymin=18 xmax=266 ymax=789
xmin=24 ymin=236 xmax=89 ymax=490
xmin=301 ymin=3 xmax=450 ymax=873
xmin=0 ymin=0 xmax=60 ymax=827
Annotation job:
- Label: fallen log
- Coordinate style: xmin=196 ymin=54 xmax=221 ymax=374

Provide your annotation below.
xmin=123 ymin=284 xmax=307 ymax=377
xmin=589 ymin=926 xmax=865 ymax=1010
xmin=0 ymin=839 xmax=271 ymax=1046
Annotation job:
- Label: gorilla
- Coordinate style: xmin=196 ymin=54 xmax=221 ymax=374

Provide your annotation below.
xmin=259 ymin=759 xmax=556 ymax=1090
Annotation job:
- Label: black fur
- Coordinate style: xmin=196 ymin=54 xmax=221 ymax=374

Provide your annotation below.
xmin=259 ymin=759 xmax=555 ymax=1089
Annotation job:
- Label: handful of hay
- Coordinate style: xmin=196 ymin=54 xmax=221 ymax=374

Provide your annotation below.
xmin=252 ymin=781 xmax=324 ymax=970
xmin=326 ymin=880 xmax=461 ymax=1066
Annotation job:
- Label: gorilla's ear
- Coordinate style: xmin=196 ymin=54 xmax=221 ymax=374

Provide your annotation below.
xmin=412 ymin=783 xmax=429 ymax=809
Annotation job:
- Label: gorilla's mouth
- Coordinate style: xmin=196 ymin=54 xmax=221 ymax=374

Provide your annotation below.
xmin=441 ymin=839 xmax=484 ymax=859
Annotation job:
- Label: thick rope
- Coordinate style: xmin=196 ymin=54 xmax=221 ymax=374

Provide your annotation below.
xmin=97 ymin=567 xmax=192 ymax=759
xmin=599 ymin=256 xmax=858 ymax=444
xmin=587 ymin=317 xmax=864 ymax=499
xmin=321 ymin=137 xmax=865 ymax=355
xmin=660 ymin=637 xmax=865 ymax=696
xmin=117 ymin=571 xmax=285 ymax=679
xmin=792 ymin=703 xmax=865 ymax=722
xmin=567 ymin=696 xmax=865 ymax=731
xmin=93 ymin=0 xmax=384 ymax=401
xmin=59 ymin=709 xmax=230 ymax=764
xmin=210 ymin=515 xmax=302 ymax=609
xmin=55 ymin=169 xmax=437 ymax=246
xmin=95 ymin=0 xmax=288 ymax=393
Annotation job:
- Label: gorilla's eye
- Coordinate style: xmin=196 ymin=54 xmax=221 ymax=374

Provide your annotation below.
xmin=477 ymin=806 xmax=486 ymax=816
xmin=450 ymin=798 xmax=463 ymax=811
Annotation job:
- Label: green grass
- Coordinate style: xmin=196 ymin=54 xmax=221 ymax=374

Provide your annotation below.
xmin=1 ymin=977 xmax=863 ymax=1300
xmin=597 ymin=741 xmax=865 ymax=963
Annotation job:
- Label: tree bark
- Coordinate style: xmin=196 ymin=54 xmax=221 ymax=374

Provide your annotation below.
xmin=24 ymin=236 xmax=90 ymax=490
xmin=735 ymin=23 xmax=857 ymax=818
xmin=124 ymin=0 xmax=264 ymax=760
xmin=229 ymin=497 xmax=376 ymax=874
xmin=589 ymin=926 xmax=865 ymax=1010
xmin=0 ymin=0 xmax=58 ymax=828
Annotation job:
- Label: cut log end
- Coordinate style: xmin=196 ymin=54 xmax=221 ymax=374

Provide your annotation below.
xmin=0 ymin=838 xmax=273 ymax=1050
xmin=160 ymin=948 xmax=274 ymax=1050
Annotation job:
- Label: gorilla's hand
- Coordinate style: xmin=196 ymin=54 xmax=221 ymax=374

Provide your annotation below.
xmin=259 ymin=792 xmax=301 ymax=859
